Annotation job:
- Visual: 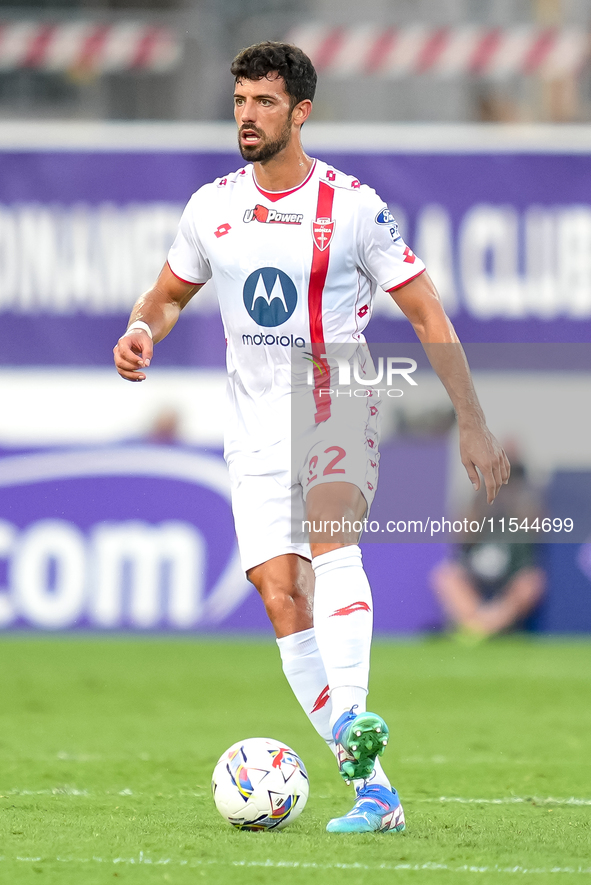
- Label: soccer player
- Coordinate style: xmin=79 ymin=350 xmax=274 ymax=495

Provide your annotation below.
xmin=114 ymin=42 xmax=510 ymax=833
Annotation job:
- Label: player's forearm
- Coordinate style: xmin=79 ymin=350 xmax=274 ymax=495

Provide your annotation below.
xmin=421 ymin=339 xmax=486 ymax=430
xmin=127 ymin=286 xmax=182 ymax=344
xmin=408 ymin=301 xmax=486 ymax=429
xmin=393 ymin=275 xmax=487 ymax=429
xmin=125 ymin=263 xmax=201 ymax=344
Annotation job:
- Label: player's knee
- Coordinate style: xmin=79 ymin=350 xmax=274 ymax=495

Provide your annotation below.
xmin=251 ymin=574 xmax=307 ymax=619
xmin=253 ymin=574 xmax=295 ymax=603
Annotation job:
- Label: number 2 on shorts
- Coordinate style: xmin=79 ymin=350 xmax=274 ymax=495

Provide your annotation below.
xmin=307 ymin=446 xmax=347 ymax=486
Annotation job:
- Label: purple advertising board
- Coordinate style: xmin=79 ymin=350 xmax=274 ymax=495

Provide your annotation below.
xmin=1 ymin=141 xmax=591 ymax=367
xmin=1 ymin=129 xmax=590 ymax=632
xmin=0 ymin=442 xmax=446 ymax=633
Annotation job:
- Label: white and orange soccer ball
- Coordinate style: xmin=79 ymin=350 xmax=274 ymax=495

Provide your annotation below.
xmin=212 ymin=738 xmax=309 ymax=830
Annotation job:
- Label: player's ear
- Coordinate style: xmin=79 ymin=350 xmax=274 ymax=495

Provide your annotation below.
xmin=293 ymin=99 xmax=312 ymax=128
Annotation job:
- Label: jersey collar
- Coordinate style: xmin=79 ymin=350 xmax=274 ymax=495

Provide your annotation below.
xmin=252 ymin=160 xmax=317 ymax=203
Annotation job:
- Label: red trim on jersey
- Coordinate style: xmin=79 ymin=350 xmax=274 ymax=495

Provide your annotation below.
xmin=253 ymin=160 xmax=317 ymax=203
xmin=387 ymin=268 xmax=426 ymax=292
xmin=167 ymin=261 xmax=201 ymax=286
xmin=308 ymin=180 xmax=335 ymax=424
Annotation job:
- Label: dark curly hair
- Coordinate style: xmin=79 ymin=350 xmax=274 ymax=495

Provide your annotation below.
xmin=231 ymin=42 xmax=317 ymax=110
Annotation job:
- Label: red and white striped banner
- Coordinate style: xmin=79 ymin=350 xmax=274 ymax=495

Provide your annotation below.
xmin=0 ymin=21 xmax=182 ymax=73
xmin=287 ymin=24 xmax=590 ymax=79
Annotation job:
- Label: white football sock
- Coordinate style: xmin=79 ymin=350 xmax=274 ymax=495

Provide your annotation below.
xmin=329 ymin=685 xmax=367 ymax=719
xmin=276 ymin=627 xmax=334 ymax=748
xmin=277 ymin=558 xmax=394 ymax=794
xmin=311 ymin=545 xmax=373 ymax=731
xmin=312 ymin=546 xmax=394 ymax=793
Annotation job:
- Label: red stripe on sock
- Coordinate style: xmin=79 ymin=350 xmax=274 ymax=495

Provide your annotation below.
xmin=330 ymin=601 xmax=371 ymax=617
xmin=311 ymin=684 xmax=330 ymax=713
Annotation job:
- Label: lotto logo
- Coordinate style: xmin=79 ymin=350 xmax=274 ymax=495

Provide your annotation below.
xmin=403 ymin=246 xmax=416 ymax=264
xmin=357 ymin=305 xmax=369 ymax=318
xmin=214 ymin=223 xmax=231 ymax=238
xmin=351 ymin=179 xmax=360 ymax=189
xmin=326 ymin=170 xmax=336 ymax=182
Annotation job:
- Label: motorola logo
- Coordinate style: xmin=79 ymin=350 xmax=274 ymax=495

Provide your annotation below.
xmin=243 ymin=267 xmax=298 ymax=327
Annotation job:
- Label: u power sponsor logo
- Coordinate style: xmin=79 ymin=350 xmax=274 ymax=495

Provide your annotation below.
xmin=244 ymin=204 xmax=303 ymax=225
xmin=243 ymin=267 xmax=298 ymax=327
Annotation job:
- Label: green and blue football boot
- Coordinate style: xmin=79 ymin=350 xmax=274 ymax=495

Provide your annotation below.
xmin=326 ymin=783 xmax=406 ymax=834
xmin=332 ymin=707 xmax=389 ymax=783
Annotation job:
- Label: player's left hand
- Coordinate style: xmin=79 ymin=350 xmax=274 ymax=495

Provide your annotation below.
xmin=459 ymin=422 xmax=510 ymax=504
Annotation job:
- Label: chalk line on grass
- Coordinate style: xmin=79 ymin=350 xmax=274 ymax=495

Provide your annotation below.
xmin=0 ymin=787 xmax=88 ymax=797
xmin=2 ymin=856 xmax=591 ymax=874
xmin=422 ymin=798 xmax=591 ymax=806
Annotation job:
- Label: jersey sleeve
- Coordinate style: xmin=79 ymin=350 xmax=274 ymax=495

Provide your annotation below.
xmin=167 ymin=191 xmax=212 ymax=285
xmin=355 ymin=187 xmax=425 ymax=292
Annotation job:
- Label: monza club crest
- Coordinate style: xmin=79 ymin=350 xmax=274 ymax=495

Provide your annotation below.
xmin=312 ymin=217 xmax=335 ymax=251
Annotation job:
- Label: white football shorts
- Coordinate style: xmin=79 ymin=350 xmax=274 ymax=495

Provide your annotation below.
xmin=227 ymin=393 xmax=380 ymax=573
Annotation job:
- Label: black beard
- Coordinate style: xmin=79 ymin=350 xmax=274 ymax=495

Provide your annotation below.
xmin=238 ymin=116 xmax=292 ymax=163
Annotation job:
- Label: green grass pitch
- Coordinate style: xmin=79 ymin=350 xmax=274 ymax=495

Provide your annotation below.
xmin=0 ymin=637 xmax=590 ymax=885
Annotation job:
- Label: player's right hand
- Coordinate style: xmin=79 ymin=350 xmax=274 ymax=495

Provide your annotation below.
xmin=113 ymin=330 xmax=153 ymax=382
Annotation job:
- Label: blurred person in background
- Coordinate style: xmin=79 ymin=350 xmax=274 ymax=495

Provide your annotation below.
xmin=431 ymin=449 xmax=546 ymax=641
xmin=146 ymin=407 xmax=182 ymax=444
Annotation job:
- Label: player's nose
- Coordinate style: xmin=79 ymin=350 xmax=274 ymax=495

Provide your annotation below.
xmin=237 ymin=98 xmax=257 ymax=123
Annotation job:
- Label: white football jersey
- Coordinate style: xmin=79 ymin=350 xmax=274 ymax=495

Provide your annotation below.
xmin=167 ymin=159 xmax=425 ymax=456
